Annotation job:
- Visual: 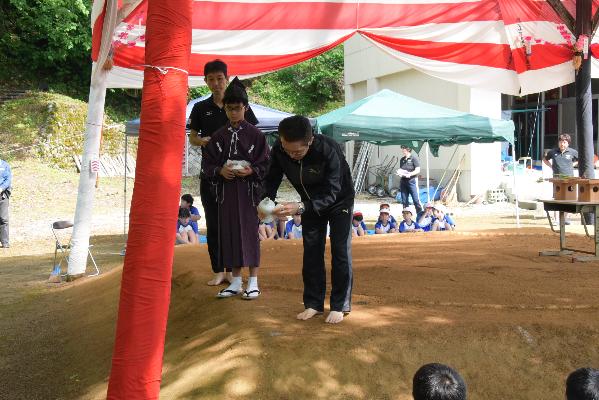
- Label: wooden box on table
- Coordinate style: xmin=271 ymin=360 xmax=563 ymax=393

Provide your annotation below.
xmin=577 ymin=179 xmax=599 ymax=202
xmin=549 ymin=178 xmax=578 ymax=201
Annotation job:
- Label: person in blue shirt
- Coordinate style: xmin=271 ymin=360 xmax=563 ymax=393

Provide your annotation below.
xmin=351 ymin=211 xmax=367 ymax=237
xmin=180 ymin=194 xmax=202 ymax=234
xmin=417 ymin=202 xmax=435 ymax=232
xmin=258 ymin=221 xmax=276 ymax=241
xmin=0 ymin=159 xmax=11 ymax=249
xmin=176 ymin=207 xmax=199 ymax=244
xmin=375 ymin=207 xmax=397 ymax=233
xmin=285 ymin=213 xmax=303 ymax=239
xmin=399 ymin=205 xmax=422 ymax=233
xmin=431 ymin=204 xmax=455 ymax=231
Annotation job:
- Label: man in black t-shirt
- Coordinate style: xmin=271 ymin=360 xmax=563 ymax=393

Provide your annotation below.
xmin=188 ymin=60 xmax=230 ymax=285
xmin=543 ymin=133 xmax=578 ymax=177
xmin=398 ymin=145 xmax=423 ymax=214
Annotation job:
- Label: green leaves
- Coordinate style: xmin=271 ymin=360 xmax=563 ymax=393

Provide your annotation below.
xmin=247 ymin=45 xmax=344 ymax=116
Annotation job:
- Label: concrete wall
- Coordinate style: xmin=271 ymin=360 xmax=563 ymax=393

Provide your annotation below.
xmin=344 ymin=35 xmax=503 ymax=201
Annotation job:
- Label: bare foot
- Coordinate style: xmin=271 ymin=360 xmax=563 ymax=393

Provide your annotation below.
xmin=297 ymin=308 xmax=321 ymax=320
xmin=207 ymin=272 xmax=225 ymax=286
xmin=325 ymin=311 xmax=344 ymax=324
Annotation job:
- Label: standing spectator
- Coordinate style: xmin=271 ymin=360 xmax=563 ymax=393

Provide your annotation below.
xmin=566 ymin=368 xmax=599 ymax=400
xmin=544 ymin=133 xmax=579 ymax=177
xmin=375 ymin=207 xmax=397 ymax=234
xmin=263 ymin=115 xmax=355 ymax=324
xmin=399 ymin=205 xmax=422 ymax=232
xmin=417 ymin=202 xmax=435 ymax=232
xmin=431 ymin=204 xmax=455 ymax=231
xmin=397 ymin=145 xmax=423 ymax=214
xmin=180 ymin=194 xmax=201 ymax=235
xmin=544 ymin=133 xmax=579 ymax=224
xmin=0 ymin=158 xmax=11 ymax=249
xmin=412 ymin=363 xmax=466 ymax=400
xmin=176 ymin=207 xmax=198 ymax=245
xmin=202 ymin=78 xmax=270 ymax=300
xmin=285 ymin=213 xmax=303 ymax=239
xmin=351 ymin=211 xmax=367 ymax=237
xmin=188 ymin=60 xmax=232 ymax=285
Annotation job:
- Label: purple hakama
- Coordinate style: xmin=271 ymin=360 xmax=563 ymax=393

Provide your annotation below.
xmin=202 ymin=120 xmax=270 ymax=268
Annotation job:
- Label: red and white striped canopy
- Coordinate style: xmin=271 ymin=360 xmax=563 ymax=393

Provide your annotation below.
xmin=92 ymin=0 xmax=599 ymax=95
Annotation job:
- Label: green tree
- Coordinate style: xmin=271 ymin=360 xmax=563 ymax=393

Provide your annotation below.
xmin=0 ymin=0 xmax=92 ymax=89
xmin=247 ymin=45 xmax=344 ymax=116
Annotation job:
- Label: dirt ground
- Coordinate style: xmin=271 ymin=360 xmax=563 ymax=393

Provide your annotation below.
xmin=2 ymin=226 xmax=599 ymax=400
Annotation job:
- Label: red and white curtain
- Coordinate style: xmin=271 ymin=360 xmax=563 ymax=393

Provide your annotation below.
xmin=92 ymin=0 xmax=599 ymax=95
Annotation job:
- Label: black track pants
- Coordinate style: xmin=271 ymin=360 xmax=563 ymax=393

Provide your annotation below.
xmin=301 ymin=206 xmax=353 ymax=313
xmin=200 ymin=179 xmax=223 ymax=273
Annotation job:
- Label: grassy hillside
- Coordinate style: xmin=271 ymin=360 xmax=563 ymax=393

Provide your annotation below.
xmin=0 ymin=92 xmax=124 ymax=168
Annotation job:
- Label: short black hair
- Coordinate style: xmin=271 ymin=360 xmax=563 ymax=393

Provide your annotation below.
xmin=204 ymin=59 xmax=228 ymax=77
xmin=566 ymin=368 xmax=599 ymax=400
xmin=181 ymin=194 xmax=194 ymax=206
xmin=178 ymin=207 xmax=191 ymax=219
xmin=413 ymin=363 xmax=466 ymax=400
xmin=278 ymin=115 xmax=313 ymax=143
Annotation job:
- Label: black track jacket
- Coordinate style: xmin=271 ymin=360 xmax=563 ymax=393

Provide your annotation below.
xmin=264 ymin=134 xmax=354 ymax=216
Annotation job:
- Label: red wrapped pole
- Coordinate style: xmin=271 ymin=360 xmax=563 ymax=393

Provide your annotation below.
xmin=106 ymin=0 xmax=191 ymax=398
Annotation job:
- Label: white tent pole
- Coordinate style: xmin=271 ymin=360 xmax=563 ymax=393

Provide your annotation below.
xmin=513 ymin=152 xmax=520 ymax=227
xmin=426 ymin=141 xmax=431 ymax=203
xmin=67 ymin=0 xmax=118 ymax=277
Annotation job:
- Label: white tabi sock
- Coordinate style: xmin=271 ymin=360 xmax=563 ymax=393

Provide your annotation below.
xmin=247 ymin=276 xmax=259 ymax=291
xmin=226 ymin=276 xmax=242 ymax=292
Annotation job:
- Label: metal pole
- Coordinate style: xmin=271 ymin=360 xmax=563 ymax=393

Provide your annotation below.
xmin=426 ymin=141 xmax=431 ymax=203
xmin=513 ymin=155 xmax=520 ymax=227
xmin=576 ymin=0 xmax=594 ymax=179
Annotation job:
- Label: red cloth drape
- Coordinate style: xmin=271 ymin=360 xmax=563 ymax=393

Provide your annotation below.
xmin=106 ymin=0 xmax=191 ymax=398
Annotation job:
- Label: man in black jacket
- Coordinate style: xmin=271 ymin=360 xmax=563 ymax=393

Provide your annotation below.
xmin=262 ymin=116 xmax=354 ymax=324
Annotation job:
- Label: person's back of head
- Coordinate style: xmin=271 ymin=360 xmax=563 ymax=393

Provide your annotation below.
xmin=278 ymin=115 xmax=312 ymax=143
xmin=566 ymin=368 xmax=599 ymax=400
xmin=413 ymin=363 xmax=466 ymax=400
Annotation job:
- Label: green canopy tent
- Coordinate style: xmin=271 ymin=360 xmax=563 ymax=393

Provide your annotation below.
xmin=316 ymin=89 xmax=520 ymax=225
xmin=317 ymin=89 xmax=514 ymax=155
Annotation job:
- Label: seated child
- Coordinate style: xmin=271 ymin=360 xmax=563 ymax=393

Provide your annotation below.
xmin=399 ymin=205 xmax=422 ymax=232
xmin=417 ymin=202 xmax=435 ymax=232
xmin=176 ymin=207 xmax=199 ymax=245
xmin=375 ymin=206 xmax=398 ymax=233
xmin=378 ymin=203 xmax=397 ymax=226
xmin=431 ymin=204 xmax=456 ymax=231
xmin=352 ymin=211 xmax=368 ymax=237
xmin=259 ymin=221 xmax=276 ymax=241
xmin=285 ymin=213 xmax=303 ymax=239
xmin=180 ymin=193 xmax=201 ymax=234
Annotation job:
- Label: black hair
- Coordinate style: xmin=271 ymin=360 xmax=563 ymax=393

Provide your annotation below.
xmin=204 ymin=59 xmax=227 ymax=77
xmin=566 ymin=368 xmax=599 ymax=400
xmin=413 ymin=363 xmax=466 ymax=400
xmin=178 ymin=207 xmax=191 ymax=219
xmin=278 ymin=115 xmax=313 ymax=143
xmin=353 ymin=215 xmax=363 ymax=222
xmin=181 ymin=194 xmax=194 ymax=206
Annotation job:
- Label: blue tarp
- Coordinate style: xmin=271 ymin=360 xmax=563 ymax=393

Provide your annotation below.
xmin=125 ymin=95 xmax=294 ymax=136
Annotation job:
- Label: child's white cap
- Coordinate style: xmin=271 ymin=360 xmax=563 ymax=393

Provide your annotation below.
xmin=402 ymin=205 xmax=416 ymax=215
xmin=379 ymin=207 xmax=391 ymax=214
xmin=433 ymin=204 xmax=448 ymax=214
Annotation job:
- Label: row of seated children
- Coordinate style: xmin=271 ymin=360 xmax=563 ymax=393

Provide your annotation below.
xmin=259 ymin=212 xmax=303 ymax=241
xmin=410 ymin=363 xmax=598 ymax=400
xmin=352 ymin=202 xmax=455 ymax=236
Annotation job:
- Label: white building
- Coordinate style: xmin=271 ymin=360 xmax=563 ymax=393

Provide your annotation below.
xmin=344 ymin=35 xmax=504 ymax=202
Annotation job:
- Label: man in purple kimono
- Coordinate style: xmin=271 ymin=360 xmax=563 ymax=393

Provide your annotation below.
xmin=201 ymin=78 xmax=270 ymax=300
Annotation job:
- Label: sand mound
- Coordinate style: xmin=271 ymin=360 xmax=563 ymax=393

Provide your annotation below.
xmin=2 ymin=228 xmax=599 ymax=400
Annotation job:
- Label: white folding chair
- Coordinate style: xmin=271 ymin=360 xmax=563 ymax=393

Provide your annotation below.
xmin=52 ymin=220 xmax=100 ymax=276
